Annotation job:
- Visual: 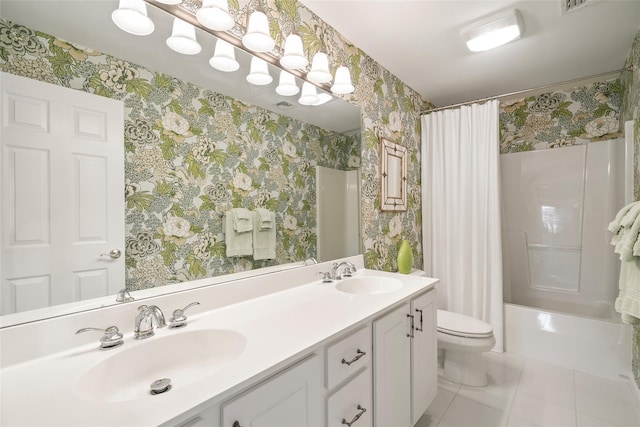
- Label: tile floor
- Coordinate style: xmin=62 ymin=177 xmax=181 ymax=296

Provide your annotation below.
xmin=416 ymin=352 xmax=640 ymax=427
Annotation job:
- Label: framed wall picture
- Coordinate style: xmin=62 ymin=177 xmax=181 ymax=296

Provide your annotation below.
xmin=379 ymin=137 xmax=407 ymax=211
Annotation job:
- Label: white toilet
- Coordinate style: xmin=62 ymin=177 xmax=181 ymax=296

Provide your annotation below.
xmin=437 ymin=309 xmax=495 ymax=387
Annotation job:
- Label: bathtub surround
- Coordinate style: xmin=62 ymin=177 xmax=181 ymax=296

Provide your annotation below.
xmin=421 ymin=100 xmax=504 ymax=352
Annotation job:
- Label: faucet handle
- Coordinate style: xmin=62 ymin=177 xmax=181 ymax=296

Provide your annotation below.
xmin=76 ymin=325 xmax=124 ymax=350
xmin=169 ymin=302 xmax=201 ymax=329
xmin=115 ymin=288 xmax=134 ymax=303
xmin=317 ymin=271 xmax=333 ymax=283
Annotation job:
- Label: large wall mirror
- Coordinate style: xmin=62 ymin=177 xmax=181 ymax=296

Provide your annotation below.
xmin=0 ymin=0 xmax=362 ymax=327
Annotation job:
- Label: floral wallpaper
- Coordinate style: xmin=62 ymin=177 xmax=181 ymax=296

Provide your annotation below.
xmin=619 ymin=29 xmax=640 ymax=390
xmin=0 ymin=16 xmax=361 ymax=291
xmin=499 ymin=78 xmax=622 ymax=153
xmin=0 ymin=0 xmax=425 ymax=288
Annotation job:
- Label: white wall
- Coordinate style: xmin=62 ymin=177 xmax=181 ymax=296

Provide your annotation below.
xmin=316 ymin=167 xmax=361 ymax=262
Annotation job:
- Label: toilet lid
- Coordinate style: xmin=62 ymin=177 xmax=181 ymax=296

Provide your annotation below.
xmin=437 ymin=310 xmax=493 ymax=338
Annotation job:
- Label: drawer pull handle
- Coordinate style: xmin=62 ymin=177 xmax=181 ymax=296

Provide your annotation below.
xmin=342 ymin=405 xmax=366 ymax=426
xmin=407 ymin=313 xmax=415 ymax=338
xmin=341 ymin=349 xmax=366 ymax=366
xmin=232 ymin=422 xmax=243 ymax=427
xmin=416 ymin=308 xmax=423 ymax=331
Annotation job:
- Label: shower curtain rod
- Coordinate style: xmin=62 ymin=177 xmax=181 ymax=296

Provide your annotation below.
xmin=420 ymin=67 xmax=633 ymax=114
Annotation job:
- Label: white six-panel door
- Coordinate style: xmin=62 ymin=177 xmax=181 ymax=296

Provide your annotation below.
xmin=1 ymin=72 xmax=124 ymax=315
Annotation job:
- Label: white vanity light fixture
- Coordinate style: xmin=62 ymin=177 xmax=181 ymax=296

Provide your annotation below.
xmin=463 ymin=9 xmax=523 ymax=52
xmin=298 ymin=82 xmax=320 ymax=105
xmin=331 ymin=66 xmax=355 ymax=94
xmin=167 ymin=17 xmax=202 ymax=55
xmin=276 ymin=70 xmax=300 ymax=96
xmin=307 ymin=52 xmax=332 ymax=84
xmin=280 ymin=33 xmax=308 ymax=69
xmin=209 ymin=39 xmax=239 ymax=72
xmin=196 ymin=0 xmax=235 ymax=31
xmin=246 ymin=57 xmax=273 ymax=85
xmin=111 ymin=0 xmax=155 ymax=36
xmin=242 ymin=9 xmax=276 ymax=52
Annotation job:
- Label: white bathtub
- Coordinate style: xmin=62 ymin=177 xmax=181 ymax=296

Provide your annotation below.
xmin=504 ymin=303 xmax=632 ymax=380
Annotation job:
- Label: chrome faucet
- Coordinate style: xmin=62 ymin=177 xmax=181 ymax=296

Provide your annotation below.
xmin=134 ymin=305 xmax=166 ymax=340
xmin=332 ymin=261 xmax=357 ymax=280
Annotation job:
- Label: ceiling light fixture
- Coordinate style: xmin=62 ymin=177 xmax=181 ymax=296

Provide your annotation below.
xmin=209 ymin=39 xmax=239 ymax=72
xmin=111 ymin=0 xmax=155 ymax=36
xmin=166 ymin=17 xmax=202 ymax=54
xmin=196 ymin=0 xmax=235 ymax=31
xmin=111 ymin=1 xmax=356 ymax=102
xmin=242 ymin=9 xmax=275 ymax=53
xmin=463 ymin=9 xmax=523 ymax=52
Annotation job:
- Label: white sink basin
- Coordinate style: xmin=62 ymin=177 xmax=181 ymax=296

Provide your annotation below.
xmin=335 ymin=277 xmax=403 ymax=295
xmin=75 ymin=329 xmax=246 ymax=402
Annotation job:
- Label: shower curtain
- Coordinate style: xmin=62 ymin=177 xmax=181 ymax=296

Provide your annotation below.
xmin=421 ymin=100 xmax=503 ymax=351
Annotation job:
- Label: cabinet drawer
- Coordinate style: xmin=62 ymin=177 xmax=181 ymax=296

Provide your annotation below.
xmin=326 ymin=326 xmax=371 ymax=389
xmin=327 ymin=369 xmax=372 ymax=427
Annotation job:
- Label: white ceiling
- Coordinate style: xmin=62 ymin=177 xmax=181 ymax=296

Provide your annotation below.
xmin=299 ymin=0 xmax=640 ymax=107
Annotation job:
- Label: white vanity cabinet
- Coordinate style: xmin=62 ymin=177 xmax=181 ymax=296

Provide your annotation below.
xmin=373 ymin=289 xmax=437 ymax=427
xmin=325 ymin=325 xmax=373 ymax=427
xmin=220 ymin=354 xmax=324 ymax=427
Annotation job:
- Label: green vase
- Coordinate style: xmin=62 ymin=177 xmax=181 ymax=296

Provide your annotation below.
xmin=397 ymin=239 xmax=413 ymax=274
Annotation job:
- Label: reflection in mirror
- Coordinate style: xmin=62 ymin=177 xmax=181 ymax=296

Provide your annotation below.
xmin=0 ymin=0 xmax=361 ymax=327
xmin=379 ymin=137 xmax=407 ymax=212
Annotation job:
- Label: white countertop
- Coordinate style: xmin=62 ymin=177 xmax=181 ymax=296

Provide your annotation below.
xmin=0 ymin=263 xmax=437 ymax=427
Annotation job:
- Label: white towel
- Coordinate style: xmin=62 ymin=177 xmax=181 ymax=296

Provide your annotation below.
xmin=225 ymin=211 xmax=253 ymax=257
xmin=610 ymin=201 xmax=640 ymax=259
xmin=252 ymin=210 xmax=276 ymax=260
xmin=617 ymin=212 xmax=640 ymax=261
xmin=255 ymin=208 xmax=273 ymax=230
xmin=608 ymin=201 xmax=639 ymax=232
xmin=615 ymin=257 xmax=640 ymax=322
xmin=231 ymin=208 xmax=253 ymax=233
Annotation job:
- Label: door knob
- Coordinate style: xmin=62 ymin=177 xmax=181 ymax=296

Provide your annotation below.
xmin=101 ymin=249 xmax=122 ymax=259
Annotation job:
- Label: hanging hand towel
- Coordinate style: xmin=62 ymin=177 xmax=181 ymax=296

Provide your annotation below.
xmin=608 ymin=201 xmax=639 ymax=233
xmin=615 ymin=257 xmax=640 ymax=322
xmin=225 ymin=210 xmax=253 ymax=257
xmin=231 ymin=207 xmax=253 ymax=233
xmin=255 ymin=207 xmax=273 ymax=230
xmin=253 ymin=209 xmax=276 ymax=260
xmin=610 ymin=201 xmax=640 ymax=258
xmin=618 ymin=211 xmax=640 ymax=261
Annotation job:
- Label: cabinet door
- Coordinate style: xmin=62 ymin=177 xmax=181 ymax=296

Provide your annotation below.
xmin=410 ymin=290 xmax=437 ymax=424
xmin=373 ymin=303 xmax=411 ymax=427
xmin=221 ymin=355 xmax=323 ymax=427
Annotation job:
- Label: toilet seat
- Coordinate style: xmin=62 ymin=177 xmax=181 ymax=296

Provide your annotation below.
xmin=437 ymin=309 xmax=493 ymax=338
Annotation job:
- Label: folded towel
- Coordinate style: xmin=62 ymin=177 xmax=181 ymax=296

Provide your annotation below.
xmin=617 ymin=212 xmax=640 ymax=261
xmin=231 ymin=208 xmax=253 ymax=233
xmin=253 ymin=210 xmax=276 ymax=260
xmin=225 ymin=211 xmax=253 ymax=257
xmin=608 ymin=201 xmax=639 ymax=232
xmin=255 ymin=208 xmax=273 ymax=230
xmin=620 ymin=202 xmax=640 ymax=228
